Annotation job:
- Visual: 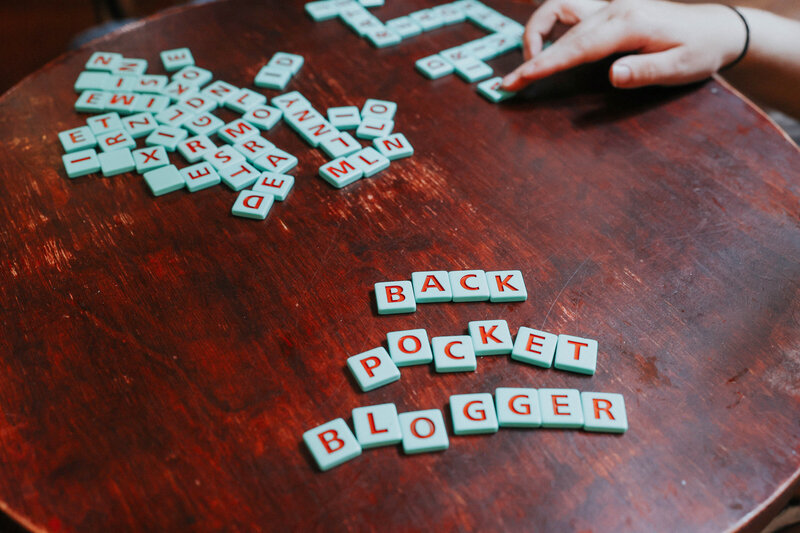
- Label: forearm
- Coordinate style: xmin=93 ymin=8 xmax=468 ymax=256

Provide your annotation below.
xmin=723 ymin=8 xmax=800 ymax=119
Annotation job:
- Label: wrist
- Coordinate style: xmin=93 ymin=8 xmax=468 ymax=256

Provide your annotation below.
xmin=719 ymin=5 xmax=749 ymax=71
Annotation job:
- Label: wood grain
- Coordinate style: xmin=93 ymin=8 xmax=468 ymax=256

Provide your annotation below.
xmin=0 ymin=1 xmax=798 ymax=531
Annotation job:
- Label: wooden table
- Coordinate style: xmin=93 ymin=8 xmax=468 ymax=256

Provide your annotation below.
xmin=0 ymin=1 xmax=798 ymax=531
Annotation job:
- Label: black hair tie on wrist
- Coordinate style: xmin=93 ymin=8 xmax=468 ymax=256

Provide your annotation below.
xmin=722 ymin=5 xmax=750 ymax=71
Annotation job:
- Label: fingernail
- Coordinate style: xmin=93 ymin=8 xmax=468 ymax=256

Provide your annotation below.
xmin=612 ymin=63 xmax=631 ymax=86
xmin=502 ymin=74 xmax=516 ymax=88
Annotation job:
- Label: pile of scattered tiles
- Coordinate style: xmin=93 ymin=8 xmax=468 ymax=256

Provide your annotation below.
xmin=59 ymin=47 xmax=414 ymax=220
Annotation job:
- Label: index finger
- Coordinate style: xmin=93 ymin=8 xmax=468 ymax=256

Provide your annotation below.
xmin=504 ymin=15 xmax=641 ymax=91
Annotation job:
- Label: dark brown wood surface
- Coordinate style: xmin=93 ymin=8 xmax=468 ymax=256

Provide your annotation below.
xmin=0 ymin=1 xmax=798 ymax=531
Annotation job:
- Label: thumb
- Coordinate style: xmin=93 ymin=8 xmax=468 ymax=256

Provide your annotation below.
xmin=610 ymin=48 xmax=706 ymax=88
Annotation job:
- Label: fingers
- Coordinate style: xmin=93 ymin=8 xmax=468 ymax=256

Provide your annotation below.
xmin=610 ymin=48 xmax=709 ymax=88
xmin=523 ymin=0 xmax=607 ymax=60
xmin=504 ymin=13 xmax=641 ymax=91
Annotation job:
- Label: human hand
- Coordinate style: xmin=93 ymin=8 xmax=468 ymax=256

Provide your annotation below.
xmin=502 ymin=0 xmax=747 ymax=91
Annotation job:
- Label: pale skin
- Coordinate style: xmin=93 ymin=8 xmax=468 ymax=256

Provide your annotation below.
xmin=502 ymin=0 xmax=800 ymax=119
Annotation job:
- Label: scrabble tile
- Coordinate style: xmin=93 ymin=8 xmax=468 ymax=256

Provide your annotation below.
xmin=511 ymin=327 xmax=557 ymax=368
xmin=366 ymin=28 xmax=402 ymax=48
xmin=386 ymin=329 xmax=433 ymax=366
xmin=145 ymin=125 xmax=188 ymax=152
xmin=495 ymin=387 xmax=542 ymax=428
xmin=105 ymin=92 xmax=137 ymax=115
xmin=160 ymin=48 xmax=194 ymax=72
xmin=232 ymin=190 xmax=273 ymax=220
xmin=347 ymin=347 xmax=401 ymax=392
xmin=85 ymin=51 xmax=122 ymax=71
xmin=374 ymin=281 xmax=416 ymax=314
xmin=454 ymin=57 xmax=493 ymax=82
xmin=464 ymin=33 xmax=521 ymax=60
xmin=132 ymin=145 xmax=169 ymax=174
xmin=58 ymin=126 xmax=96 ymax=153
xmin=432 ymin=335 xmax=477 ymax=372
xmin=440 ymin=45 xmax=472 ymax=65
xmin=161 ymin=80 xmax=198 ymax=102
xmin=225 ymin=88 xmax=267 ymax=114
xmin=581 ymin=392 xmax=628 ymax=433
xmin=171 ymin=66 xmax=212 ymax=87
xmin=359 ymin=0 xmax=384 ymax=6
xmin=303 ymin=418 xmax=362 ymax=471
xmin=75 ymin=91 xmax=109 ymax=113
xmin=327 ymin=106 xmax=360 ymax=130
xmin=200 ymin=80 xmax=239 ymax=104
xmin=356 ymin=117 xmax=394 ymax=140
xmin=449 ymin=270 xmax=490 ymax=302
xmin=338 ymin=2 xmax=370 ymax=27
xmin=74 ymin=71 xmax=109 ymax=92
xmin=217 ymin=119 xmax=260 ymax=144
xmin=143 ymin=164 xmax=184 ymax=195
xmin=96 ymin=129 xmax=136 ymax=152
xmin=295 ymin=118 xmax=338 ymax=147
xmin=134 ymin=94 xmax=170 ymax=114
xmin=284 ymin=106 xmax=323 ymax=130
xmin=268 ymin=52 xmax=304 ymax=75
xmin=477 ymin=76 xmax=515 ymax=103
xmin=121 ymin=112 xmax=157 ymax=139
xmin=112 ymin=58 xmax=147 ymax=75
xmin=270 ymin=91 xmax=310 ymax=112
xmin=179 ymin=94 xmax=217 ymax=114
xmin=242 ymin=105 xmax=282 ymax=130
xmin=398 ymin=409 xmax=449 ymax=454
xmin=553 ymin=334 xmax=598 ymax=375
xmin=450 ymin=393 xmax=498 ymax=435
xmin=252 ymin=172 xmax=294 ymax=201
xmin=305 ymin=1 xmax=340 ymax=21
xmin=177 ymin=135 xmax=216 ymax=163
xmin=98 ymin=148 xmax=135 ymax=177
xmin=62 ymin=149 xmax=100 ymax=178
xmin=411 ymin=271 xmax=451 ymax=303
xmin=468 ymin=319 xmax=513 ymax=355
xmin=218 ymin=161 xmax=260 ymax=190
xmin=319 ymin=157 xmax=363 ymax=188
xmin=185 ymin=112 xmax=224 ymax=136
xmin=415 ymin=55 xmax=454 ymax=79
xmin=180 ymin=161 xmax=221 ymax=192
xmin=352 ymin=403 xmax=402 ymax=449
xmin=233 ymin=136 xmax=274 ymax=162
xmin=86 ymin=112 xmax=123 ymax=135
xmin=206 ymin=146 xmax=247 ymax=171
xmin=136 ymin=75 xmax=168 ymax=94
xmin=346 ymin=14 xmax=384 ymax=37
xmin=539 ymin=389 xmax=584 ymax=428
xmin=486 ymin=270 xmax=527 ymax=302
xmin=105 ymin=75 xmax=139 ymax=92
xmin=373 ymin=133 xmax=413 ymax=161
xmin=155 ymin=104 xmax=195 ymax=127
xmin=361 ymin=99 xmax=396 ymax=121
xmin=252 ymin=148 xmax=298 ymax=174
xmin=433 ymin=3 xmax=466 ymax=24
xmin=346 ymin=147 xmax=389 ymax=178
xmin=409 ymin=9 xmax=443 ymax=31
xmin=254 ymin=65 xmax=293 ymax=90
xmin=385 ymin=16 xmax=423 ymax=38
